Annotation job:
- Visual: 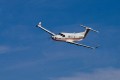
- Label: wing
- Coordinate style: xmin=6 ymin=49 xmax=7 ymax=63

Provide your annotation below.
xmin=37 ymin=22 xmax=56 ymax=36
xmin=66 ymin=41 xmax=98 ymax=49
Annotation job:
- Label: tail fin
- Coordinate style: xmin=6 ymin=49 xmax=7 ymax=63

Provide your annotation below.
xmin=83 ymin=28 xmax=91 ymax=38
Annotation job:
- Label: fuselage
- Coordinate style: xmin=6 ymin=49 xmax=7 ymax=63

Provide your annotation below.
xmin=52 ymin=32 xmax=85 ymax=42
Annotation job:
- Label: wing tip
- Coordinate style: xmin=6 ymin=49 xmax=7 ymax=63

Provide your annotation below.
xmin=36 ymin=22 xmax=42 ymax=27
xmin=91 ymin=46 xmax=99 ymax=49
xmin=39 ymin=22 xmax=42 ymax=27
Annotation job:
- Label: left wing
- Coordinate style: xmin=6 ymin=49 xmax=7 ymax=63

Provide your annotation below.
xmin=66 ymin=41 xmax=98 ymax=49
xmin=37 ymin=22 xmax=56 ymax=36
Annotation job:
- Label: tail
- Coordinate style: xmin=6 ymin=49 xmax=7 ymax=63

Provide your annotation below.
xmin=80 ymin=25 xmax=99 ymax=38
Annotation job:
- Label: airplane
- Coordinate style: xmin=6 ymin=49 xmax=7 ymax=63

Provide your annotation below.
xmin=36 ymin=22 xmax=99 ymax=49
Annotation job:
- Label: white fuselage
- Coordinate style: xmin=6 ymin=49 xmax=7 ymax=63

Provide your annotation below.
xmin=52 ymin=32 xmax=85 ymax=42
xmin=37 ymin=22 xmax=98 ymax=49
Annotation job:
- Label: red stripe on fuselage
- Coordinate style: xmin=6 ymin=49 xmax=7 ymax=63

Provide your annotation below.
xmin=54 ymin=38 xmax=83 ymax=41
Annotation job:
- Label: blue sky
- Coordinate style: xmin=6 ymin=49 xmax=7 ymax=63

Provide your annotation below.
xmin=0 ymin=0 xmax=120 ymax=80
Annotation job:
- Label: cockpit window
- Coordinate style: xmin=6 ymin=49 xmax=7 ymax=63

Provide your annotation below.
xmin=59 ymin=33 xmax=65 ymax=37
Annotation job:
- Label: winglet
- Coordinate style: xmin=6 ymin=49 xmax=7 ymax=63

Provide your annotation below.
xmin=37 ymin=22 xmax=42 ymax=27
xmin=36 ymin=22 xmax=42 ymax=27
xmin=92 ymin=45 xmax=100 ymax=49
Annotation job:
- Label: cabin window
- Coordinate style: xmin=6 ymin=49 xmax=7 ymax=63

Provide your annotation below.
xmin=68 ymin=36 xmax=71 ymax=38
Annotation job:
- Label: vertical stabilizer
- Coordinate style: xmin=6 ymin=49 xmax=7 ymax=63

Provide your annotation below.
xmin=83 ymin=28 xmax=91 ymax=38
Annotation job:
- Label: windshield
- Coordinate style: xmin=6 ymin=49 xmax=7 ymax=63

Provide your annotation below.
xmin=59 ymin=33 xmax=65 ymax=37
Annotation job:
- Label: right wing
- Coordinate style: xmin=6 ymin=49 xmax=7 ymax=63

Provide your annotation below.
xmin=66 ymin=41 xmax=98 ymax=49
xmin=37 ymin=22 xmax=56 ymax=36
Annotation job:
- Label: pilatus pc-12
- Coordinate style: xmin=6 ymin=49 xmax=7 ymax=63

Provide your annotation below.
xmin=36 ymin=22 xmax=99 ymax=49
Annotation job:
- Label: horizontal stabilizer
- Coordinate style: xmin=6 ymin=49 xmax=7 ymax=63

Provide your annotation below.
xmin=80 ymin=25 xmax=99 ymax=33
